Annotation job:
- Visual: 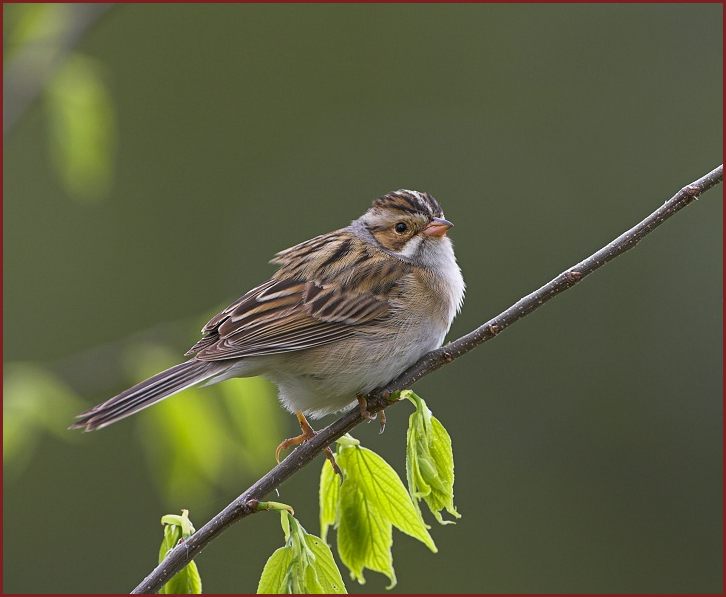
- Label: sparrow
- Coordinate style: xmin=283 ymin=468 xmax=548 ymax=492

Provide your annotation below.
xmin=71 ymin=190 xmax=465 ymax=463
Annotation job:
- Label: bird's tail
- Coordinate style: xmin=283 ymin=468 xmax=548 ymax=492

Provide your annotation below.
xmin=69 ymin=359 xmax=219 ymax=431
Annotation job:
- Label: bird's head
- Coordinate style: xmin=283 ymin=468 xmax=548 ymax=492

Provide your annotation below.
xmin=358 ymin=189 xmax=454 ymax=263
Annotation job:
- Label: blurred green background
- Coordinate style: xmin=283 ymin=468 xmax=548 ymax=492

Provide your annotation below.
xmin=3 ymin=3 xmax=722 ymax=593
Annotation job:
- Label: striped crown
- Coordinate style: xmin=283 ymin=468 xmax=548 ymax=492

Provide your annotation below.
xmin=372 ymin=189 xmax=444 ymax=218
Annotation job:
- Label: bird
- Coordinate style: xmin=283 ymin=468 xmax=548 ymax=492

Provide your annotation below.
xmin=70 ymin=189 xmax=465 ymax=465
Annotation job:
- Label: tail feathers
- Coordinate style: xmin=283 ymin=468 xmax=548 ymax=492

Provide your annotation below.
xmin=69 ymin=359 xmax=217 ymax=431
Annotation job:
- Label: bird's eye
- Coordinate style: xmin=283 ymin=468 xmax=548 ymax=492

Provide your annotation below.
xmin=394 ymin=222 xmax=408 ymax=234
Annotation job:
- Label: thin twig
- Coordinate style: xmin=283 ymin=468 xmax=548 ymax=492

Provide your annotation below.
xmin=131 ymin=164 xmax=722 ymax=594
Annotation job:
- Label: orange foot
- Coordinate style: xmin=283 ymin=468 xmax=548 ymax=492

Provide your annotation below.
xmin=275 ymin=410 xmax=341 ymax=476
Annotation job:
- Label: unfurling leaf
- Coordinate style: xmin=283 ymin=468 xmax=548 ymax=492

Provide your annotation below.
xmin=322 ymin=440 xmax=436 ymax=588
xmin=158 ymin=510 xmax=202 ymax=594
xmin=256 ymin=500 xmax=295 ymax=514
xmin=258 ymin=511 xmax=346 ymax=594
xmin=319 ymin=458 xmax=340 ymax=543
xmin=403 ymin=390 xmax=461 ymax=525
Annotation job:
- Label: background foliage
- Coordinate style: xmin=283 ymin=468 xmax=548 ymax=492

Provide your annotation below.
xmin=3 ymin=4 xmax=722 ymax=593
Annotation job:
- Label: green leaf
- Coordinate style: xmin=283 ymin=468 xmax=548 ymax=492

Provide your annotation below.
xmin=158 ymin=523 xmax=181 ymax=564
xmin=158 ymin=510 xmax=202 ymax=594
xmin=403 ymin=390 xmax=461 ymax=524
xmin=319 ymin=459 xmax=340 ymax=542
xmin=159 ymin=560 xmax=202 ymax=595
xmin=257 ymin=546 xmax=295 ymax=594
xmin=337 ymin=471 xmax=395 ymax=587
xmin=258 ymin=511 xmax=346 ymax=594
xmin=328 ymin=442 xmax=436 ymax=588
xmin=335 ymin=433 xmax=360 ymax=447
xmin=45 ymin=54 xmax=115 ymax=202
xmin=339 ymin=445 xmax=436 ymax=551
xmin=304 ymin=533 xmax=347 ymax=593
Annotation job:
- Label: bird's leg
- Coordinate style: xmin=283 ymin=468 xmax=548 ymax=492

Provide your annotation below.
xmin=275 ymin=411 xmax=341 ymax=476
xmin=357 ymin=394 xmax=386 ymax=434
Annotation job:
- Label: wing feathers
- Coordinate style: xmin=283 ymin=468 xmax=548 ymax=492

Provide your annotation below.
xmin=187 ymin=231 xmax=402 ymax=362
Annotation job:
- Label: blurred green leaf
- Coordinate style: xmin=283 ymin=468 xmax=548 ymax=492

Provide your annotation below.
xmin=126 ymin=344 xmax=284 ymax=503
xmin=128 ymin=345 xmax=236 ymax=503
xmin=4 ymin=4 xmax=70 ymax=57
xmin=219 ymin=377 xmax=282 ymax=474
xmin=403 ymin=390 xmax=461 ymax=525
xmin=158 ymin=509 xmax=202 ymax=594
xmin=146 ymin=385 xmax=233 ymax=489
xmin=258 ymin=511 xmax=346 ymax=594
xmin=3 ymin=362 xmax=84 ymax=472
xmin=45 ymin=54 xmax=115 ymax=202
xmin=326 ymin=441 xmax=436 ymax=588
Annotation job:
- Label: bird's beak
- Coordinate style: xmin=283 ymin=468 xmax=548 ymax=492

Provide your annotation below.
xmin=423 ymin=217 xmax=454 ymax=237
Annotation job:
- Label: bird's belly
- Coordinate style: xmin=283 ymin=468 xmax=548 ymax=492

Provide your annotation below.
xmin=267 ymin=321 xmax=448 ymax=418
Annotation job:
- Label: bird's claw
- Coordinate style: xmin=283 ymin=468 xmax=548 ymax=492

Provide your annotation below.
xmin=276 ymin=411 xmax=342 ymax=477
xmin=357 ymin=394 xmax=386 ymax=434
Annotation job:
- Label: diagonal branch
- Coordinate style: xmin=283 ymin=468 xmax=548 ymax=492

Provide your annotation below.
xmin=131 ymin=164 xmax=723 ymax=594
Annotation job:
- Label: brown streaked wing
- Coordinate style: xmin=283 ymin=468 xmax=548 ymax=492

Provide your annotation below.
xmin=187 ymin=277 xmax=391 ymax=361
xmin=199 ymin=279 xmax=278 ymax=336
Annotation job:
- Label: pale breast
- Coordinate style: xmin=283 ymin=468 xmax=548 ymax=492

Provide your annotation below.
xmin=271 ymin=258 xmax=463 ymax=417
xmin=265 ymin=234 xmax=464 ymax=417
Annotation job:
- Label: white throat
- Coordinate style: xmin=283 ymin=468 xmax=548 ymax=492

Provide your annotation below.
xmin=419 ymin=236 xmax=466 ymax=318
